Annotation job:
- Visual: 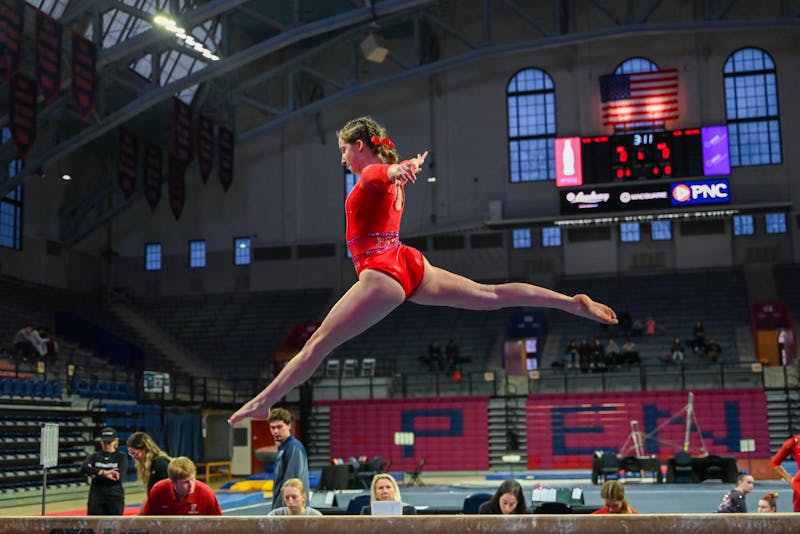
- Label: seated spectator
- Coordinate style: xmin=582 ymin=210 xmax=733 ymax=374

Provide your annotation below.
xmin=690 ymin=321 xmax=706 ymax=354
xmin=715 ymin=473 xmax=754 ymax=513
xmin=13 ymin=325 xmax=48 ymax=361
xmin=36 ymin=327 xmax=59 ymax=360
xmin=670 ymin=337 xmax=685 ymax=363
xmin=563 ymin=339 xmax=579 ymax=370
xmin=590 ymin=338 xmax=607 ymax=373
xmin=268 ymin=477 xmax=322 ymax=516
xmin=705 ymin=337 xmax=722 ymax=363
xmin=757 ymin=491 xmax=779 ymax=513
xmin=622 ymin=338 xmax=640 ymax=365
xmin=631 ymin=318 xmax=644 ymax=337
xmin=645 ymin=317 xmax=657 ymax=335
xmin=361 ymin=473 xmax=416 ymax=515
xmin=445 ymin=338 xmax=470 ymax=373
xmin=606 ymin=339 xmax=621 ymax=368
xmin=140 ymin=456 xmax=222 ymax=516
xmin=478 ymin=479 xmax=528 ymax=514
xmin=592 ymin=480 xmax=637 ymax=514
xmin=419 ymin=341 xmax=443 ymax=372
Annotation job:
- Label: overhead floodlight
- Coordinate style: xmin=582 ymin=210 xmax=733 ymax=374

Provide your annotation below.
xmin=360 ymin=32 xmax=388 ymax=63
xmin=153 ymin=13 xmax=220 ymax=61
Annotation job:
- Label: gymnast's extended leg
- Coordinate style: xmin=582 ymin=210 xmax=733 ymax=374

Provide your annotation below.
xmin=229 ymin=270 xmax=405 ymax=423
xmin=410 ymin=260 xmax=617 ymax=324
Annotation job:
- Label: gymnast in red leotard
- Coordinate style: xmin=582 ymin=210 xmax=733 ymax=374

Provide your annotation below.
xmin=229 ymin=116 xmax=618 ymax=424
xmin=345 ymin=160 xmax=425 ymax=298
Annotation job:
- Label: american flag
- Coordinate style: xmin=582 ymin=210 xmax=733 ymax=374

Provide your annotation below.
xmin=599 ymin=68 xmax=679 ymax=128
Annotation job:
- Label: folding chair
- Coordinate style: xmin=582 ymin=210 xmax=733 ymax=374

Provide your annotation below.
xmin=325 ymin=359 xmax=341 ymax=378
xmin=342 ymin=359 xmax=358 ymax=378
xmin=360 ymin=358 xmax=376 ymax=377
xmin=406 ymin=458 xmax=425 ymax=486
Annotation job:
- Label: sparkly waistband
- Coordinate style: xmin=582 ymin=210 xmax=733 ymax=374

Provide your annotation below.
xmin=347 ymin=232 xmax=400 ymax=262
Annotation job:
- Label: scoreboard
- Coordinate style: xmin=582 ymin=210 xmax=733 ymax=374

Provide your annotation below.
xmin=555 ymin=125 xmax=730 ymax=187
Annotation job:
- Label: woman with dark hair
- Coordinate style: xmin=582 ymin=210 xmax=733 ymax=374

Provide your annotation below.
xmin=230 ymin=116 xmax=617 ymax=424
xmin=479 ymin=479 xmax=528 ymax=514
xmin=126 ymin=431 xmax=171 ymax=495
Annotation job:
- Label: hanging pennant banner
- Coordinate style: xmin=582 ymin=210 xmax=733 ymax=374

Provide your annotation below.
xmin=71 ymin=32 xmax=97 ymax=121
xmin=144 ymin=142 xmax=163 ymax=210
xmin=35 ymin=10 xmax=62 ymax=105
xmin=168 ymin=153 xmax=186 ymax=220
xmin=0 ymin=0 xmax=24 ymax=80
xmin=197 ymin=113 xmax=215 ymax=183
xmin=171 ymin=97 xmax=194 ymax=164
xmin=118 ymin=129 xmax=138 ymax=200
xmin=218 ymin=125 xmax=234 ymax=191
xmin=8 ymin=74 xmax=38 ymax=159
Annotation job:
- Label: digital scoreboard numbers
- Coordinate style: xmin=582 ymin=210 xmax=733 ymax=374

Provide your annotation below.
xmin=555 ymin=126 xmax=730 ymax=187
xmin=609 ymin=130 xmax=703 ymax=180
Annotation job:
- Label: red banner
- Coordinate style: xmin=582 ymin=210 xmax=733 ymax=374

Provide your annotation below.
xmin=35 ymin=10 xmax=61 ymax=105
xmin=171 ymin=97 xmax=194 ymax=163
xmin=118 ymin=129 xmax=138 ymax=200
xmin=8 ymin=74 xmax=38 ymax=159
xmin=71 ymin=32 xmax=96 ymax=121
xmin=197 ymin=113 xmax=215 ymax=183
xmin=0 ymin=0 xmax=24 ymax=80
xmin=144 ymin=142 xmax=163 ymax=210
xmin=168 ymin=153 xmax=186 ymax=220
xmin=218 ymin=125 xmax=234 ymax=191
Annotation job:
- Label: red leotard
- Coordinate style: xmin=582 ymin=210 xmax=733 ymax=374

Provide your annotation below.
xmin=771 ymin=435 xmax=800 ymax=469
xmin=771 ymin=435 xmax=800 ymax=511
xmin=345 ymin=163 xmax=425 ymax=299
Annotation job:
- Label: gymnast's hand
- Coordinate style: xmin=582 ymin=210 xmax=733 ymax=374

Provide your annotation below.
xmin=390 ymin=151 xmax=429 ymax=185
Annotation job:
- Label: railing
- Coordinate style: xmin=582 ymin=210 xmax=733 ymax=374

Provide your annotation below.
xmin=4 ymin=355 xmax=795 ymax=406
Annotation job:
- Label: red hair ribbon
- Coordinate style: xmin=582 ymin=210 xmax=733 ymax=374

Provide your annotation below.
xmin=370 ymin=135 xmax=395 ymax=148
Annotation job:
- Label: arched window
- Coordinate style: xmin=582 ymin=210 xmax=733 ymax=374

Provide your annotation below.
xmin=507 ymin=68 xmax=555 ymax=182
xmin=613 ymin=57 xmax=663 ymax=132
xmin=723 ymin=48 xmax=781 ymax=166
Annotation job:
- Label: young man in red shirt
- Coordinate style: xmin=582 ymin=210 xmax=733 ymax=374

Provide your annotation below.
xmin=141 ymin=456 xmax=222 ymax=516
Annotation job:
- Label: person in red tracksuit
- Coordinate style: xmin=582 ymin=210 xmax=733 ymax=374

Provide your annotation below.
xmin=229 ymin=116 xmax=618 ymax=425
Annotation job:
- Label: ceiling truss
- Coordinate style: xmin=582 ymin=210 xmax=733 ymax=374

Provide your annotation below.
xmin=0 ymin=0 xmax=797 ymax=245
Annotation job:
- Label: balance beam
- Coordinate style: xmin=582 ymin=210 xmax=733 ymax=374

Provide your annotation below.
xmin=0 ymin=514 xmax=796 ymax=533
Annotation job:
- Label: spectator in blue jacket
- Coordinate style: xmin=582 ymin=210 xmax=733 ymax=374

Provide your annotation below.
xmin=269 ymin=408 xmax=310 ymax=511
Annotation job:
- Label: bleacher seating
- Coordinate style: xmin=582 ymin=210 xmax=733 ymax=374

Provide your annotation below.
xmin=132 ymin=289 xmax=333 ymax=381
xmin=546 ymin=269 xmax=750 ymax=368
xmin=0 ymin=405 xmax=97 ymax=493
xmin=329 ymin=301 xmax=518 ymax=378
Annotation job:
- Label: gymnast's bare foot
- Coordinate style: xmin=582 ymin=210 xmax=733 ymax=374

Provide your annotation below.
xmin=229 ymin=397 xmax=271 ymax=425
xmin=573 ymin=294 xmax=618 ymax=325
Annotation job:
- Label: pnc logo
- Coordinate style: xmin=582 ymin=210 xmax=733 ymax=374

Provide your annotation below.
xmin=671 ymin=185 xmax=691 ymax=203
xmin=670 ymin=180 xmax=730 ymax=206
